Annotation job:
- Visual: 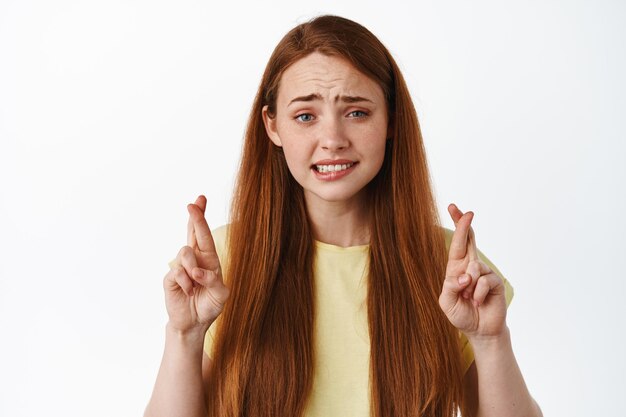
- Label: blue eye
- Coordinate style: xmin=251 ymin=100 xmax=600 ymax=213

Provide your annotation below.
xmin=348 ymin=110 xmax=368 ymax=118
xmin=295 ymin=113 xmax=314 ymax=122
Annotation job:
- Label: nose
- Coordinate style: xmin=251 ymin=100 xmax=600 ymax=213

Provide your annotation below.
xmin=319 ymin=117 xmax=349 ymax=151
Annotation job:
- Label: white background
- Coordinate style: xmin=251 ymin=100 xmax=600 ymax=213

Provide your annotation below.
xmin=1 ymin=1 xmax=624 ymax=416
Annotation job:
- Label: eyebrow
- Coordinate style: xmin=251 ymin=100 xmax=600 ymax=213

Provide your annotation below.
xmin=287 ymin=93 xmax=373 ymax=107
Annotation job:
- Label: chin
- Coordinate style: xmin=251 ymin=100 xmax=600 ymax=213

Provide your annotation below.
xmin=306 ymin=187 xmax=368 ymax=205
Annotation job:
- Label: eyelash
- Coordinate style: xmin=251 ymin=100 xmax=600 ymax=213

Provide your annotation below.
xmin=294 ymin=110 xmax=369 ymax=123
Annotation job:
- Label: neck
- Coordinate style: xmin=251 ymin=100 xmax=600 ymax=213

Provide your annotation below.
xmin=304 ymin=192 xmax=370 ymax=247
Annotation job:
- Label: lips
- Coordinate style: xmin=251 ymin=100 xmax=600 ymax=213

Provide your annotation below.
xmin=310 ymin=160 xmax=358 ymax=181
xmin=314 ymin=161 xmax=355 ymax=173
xmin=311 ymin=159 xmax=357 ymax=171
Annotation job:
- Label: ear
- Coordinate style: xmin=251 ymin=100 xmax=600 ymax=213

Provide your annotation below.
xmin=262 ymin=105 xmax=282 ymax=147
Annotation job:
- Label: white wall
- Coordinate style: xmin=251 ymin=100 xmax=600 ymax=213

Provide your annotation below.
xmin=1 ymin=1 xmax=624 ymax=416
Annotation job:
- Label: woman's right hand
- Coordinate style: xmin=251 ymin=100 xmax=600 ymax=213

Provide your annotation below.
xmin=163 ymin=195 xmax=230 ymax=333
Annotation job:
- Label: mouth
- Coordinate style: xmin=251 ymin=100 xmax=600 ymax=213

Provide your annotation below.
xmin=310 ymin=161 xmax=359 ymax=181
xmin=312 ymin=161 xmax=357 ymax=173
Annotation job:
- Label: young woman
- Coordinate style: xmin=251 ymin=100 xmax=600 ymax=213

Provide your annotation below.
xmin=145 ymin=15 xmax=542 ymax=417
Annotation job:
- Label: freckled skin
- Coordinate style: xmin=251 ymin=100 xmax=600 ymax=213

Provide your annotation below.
xmin=262 ymin=52 xmax=389 ymax=212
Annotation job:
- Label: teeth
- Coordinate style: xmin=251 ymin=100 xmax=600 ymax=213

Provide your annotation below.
xmin=315 ymin=162 xmax=354 ymax=173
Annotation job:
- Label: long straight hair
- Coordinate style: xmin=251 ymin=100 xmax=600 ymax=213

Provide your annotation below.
xmin=206 ymin=15 xmax=466 ymax=417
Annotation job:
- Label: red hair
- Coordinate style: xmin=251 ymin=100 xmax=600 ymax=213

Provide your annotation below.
xmin=206 ymin=15 xmax=465 ymax=417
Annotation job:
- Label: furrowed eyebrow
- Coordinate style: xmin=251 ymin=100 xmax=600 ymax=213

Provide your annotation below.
xmin=288 ymin=93 xmax=322 ymax=106
xmin=288 ymin=93 xmax=373 ymax=106
xmin=340 ymin=95 xmax=372 ymax=104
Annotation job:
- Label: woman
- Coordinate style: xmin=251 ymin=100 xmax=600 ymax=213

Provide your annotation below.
xmin=145 ymin=15 xmax=542 ymax=417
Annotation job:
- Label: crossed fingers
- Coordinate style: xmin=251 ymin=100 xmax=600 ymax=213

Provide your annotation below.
xmin=446 ymin=203 xmax=498 ymax=307
xmin=167 ymin=195 xmax=221 ymax=296
xmin=447 ymin=203 xmax=478 ymax=262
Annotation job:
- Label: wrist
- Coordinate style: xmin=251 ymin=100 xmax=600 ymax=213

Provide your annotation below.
xmin=166 ymin=322 xmax=210 ymax=344
xmin=466 ymin=325 xmax=512 ymax=355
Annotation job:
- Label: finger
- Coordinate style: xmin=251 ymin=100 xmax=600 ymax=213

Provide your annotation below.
xmin=466 ymin=220 xmax=479 ymax=262
xmin=461 ymin=259 xmax=490 ymax=299
xmin=187 ymin=217 xmax=196 ymax=248
xmin=461 ymin=259 xmax=496 ymax=299
xmin=191 ymin=266 xmax=219 ymax=287
xmin=191 ymin=267 xmax=230 ymax=304
xmin=447 ymin=203 xmax=464 ymax=226
xmin=177 ymin=245 xmax=199 ymax=285
xmin=187 ymin=195 xmax=207 ymax=247
xmin=449 ymin=203 xmax=481 ymax=262
xmin=188 ymin=203 xmax=217 ymax=255
xmin=166 ymin=265 xmax=195 ymax=297
xmin=472 ymin=273 xmax=504 ymax=306
xmin=196 ymin=195 xmax=207 ymax=214
xmin=461 ymin=261 xmax=477 ymax=299
xmin=448 ymin=207 xmax=474 ymax=261
xmin=439 ymin=272 xmax=472 ymax=311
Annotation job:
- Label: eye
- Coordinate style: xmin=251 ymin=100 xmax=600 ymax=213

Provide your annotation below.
xmin=295 ymin=113 xmax=314 ymax=122
xmin=348 ymin=110 xmax=368 ymax=118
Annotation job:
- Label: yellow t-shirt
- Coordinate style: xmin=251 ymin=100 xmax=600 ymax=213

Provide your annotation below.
xmin=204 ymin=225 xmax=514 ymax=416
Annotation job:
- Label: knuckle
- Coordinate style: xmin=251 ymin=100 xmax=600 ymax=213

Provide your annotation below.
xmin=176 ymin=275 xmax=190 ymax=289
xmin=163 ymin=270 xmax=174 ymax=284
xmin=178 ymin=247 xmax=199 ymax=270
xmin=477 ymin=276 xmax=489 ymax=288
xmin=194 ymin=268 xmax=206 ymax=280
xmin=171 ymin=266 xmax=189 ymax=282
xmin=207 ymin=269 xmax=219 ymax=282
xmin=490 ymin=273 xmax=504 ymax=287
xmin=179 ymin=245 xmax=194 ymax=258
xmin=171 ymin=265 xmax=185 ymax=275
xmin=443 ymin=277 xmax=455 ymax=290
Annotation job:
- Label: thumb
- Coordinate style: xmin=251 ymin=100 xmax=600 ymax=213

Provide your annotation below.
xmin=191 ymin=266 xmax=221 ymax=287
xmin=191 ymin=267 xmax=230 ymax=304
xmin=439 ymin=273 xmax=471 ymax=311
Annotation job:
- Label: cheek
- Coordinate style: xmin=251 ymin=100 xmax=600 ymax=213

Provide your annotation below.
xmin=365 ymin=136 xmax=388 ymax=175
xmin=281 ymin=143 xmax=310 ymax=176
xmin=372 ymin=143 xmax=387 ymax=169
xmin=361 ymin=128 xmax=388 ymax=158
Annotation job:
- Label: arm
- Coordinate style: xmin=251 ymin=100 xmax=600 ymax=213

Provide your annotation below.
xmin=144 ymin=325 xmax=210 ymax=417
xmin=145 ymin=196 xmax=229 ymax=417
xmin=463 ymin=330 xmax=543 ymax=417
xmin=440 ymin=204 xmax=542 ymax=417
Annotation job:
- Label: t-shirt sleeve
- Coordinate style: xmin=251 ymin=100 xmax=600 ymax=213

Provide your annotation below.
xmin=442 ymin=228 xmax=514 ymax=374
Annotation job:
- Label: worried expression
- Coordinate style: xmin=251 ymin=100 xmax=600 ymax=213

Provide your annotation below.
xmin=262 ymin=52 xmax=390 ymax=208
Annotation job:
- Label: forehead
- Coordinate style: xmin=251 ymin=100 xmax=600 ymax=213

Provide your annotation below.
xmin=277 ymin=52 xmax=383 ymax=102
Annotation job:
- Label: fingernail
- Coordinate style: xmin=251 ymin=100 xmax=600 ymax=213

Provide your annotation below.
xmin=458 ymin=275 xmax=470 ymax=285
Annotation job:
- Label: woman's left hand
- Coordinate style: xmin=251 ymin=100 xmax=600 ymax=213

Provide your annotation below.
xmin=439 ymin=203 xmax=508 ymax=341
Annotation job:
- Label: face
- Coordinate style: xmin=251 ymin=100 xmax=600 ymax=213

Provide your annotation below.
xmin=262 ymin=52 xmax=389 ymax=208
